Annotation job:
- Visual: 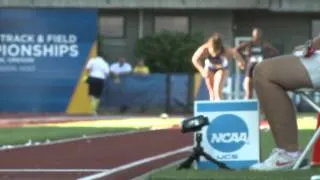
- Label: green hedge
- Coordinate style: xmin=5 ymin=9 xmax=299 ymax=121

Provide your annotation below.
xmin=135 ymin=31 xmax=204 ymax=73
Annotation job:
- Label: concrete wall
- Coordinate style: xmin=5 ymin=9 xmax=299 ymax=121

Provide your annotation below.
xmin=99 ymin=10 xmax=139 ymax=63
xmin=0 ymin=0 xmax=269 ymax=9
xmin=189 ymin=10 xmax=233 ymax=46
xmin=2 ymin=1 xmax=320 ymax=65
xmin=99 ymin=9 xmax=233 ymax=64
xmin=3 ymin=0 xmax=320 ymax=12
xmin=100 ymin=10 xmax=320 ymax=62
xmin=99 ymin=9 xmax=320 ymax=65
xmin=270 ymin=0 xmax=320 ymax=12
xmin=234 ymin=10 xmax=311 ymax=54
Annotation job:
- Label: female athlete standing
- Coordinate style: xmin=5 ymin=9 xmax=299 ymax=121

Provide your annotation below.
xmin=236 ymin=28 xmax=279 ymax=99
xmin=192 ymin=33 xmax=245 ymax=101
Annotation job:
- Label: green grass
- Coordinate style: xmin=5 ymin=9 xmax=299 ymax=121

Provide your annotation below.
xmin=148 ymin=168 xmax=320 ymax=180
xmin=0 ymin=127 xmax=138 ymax=145
xmin=148 ymin=130 xmax=320 ymax=180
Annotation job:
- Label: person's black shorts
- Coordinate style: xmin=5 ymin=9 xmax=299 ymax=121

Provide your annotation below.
xmin=87 ymin=76 xmax=105 ymax=98
xmin=245 ymin=62 xmax=258 ymax=78
xmin=208 ymin=66 xmax=228 ymax=74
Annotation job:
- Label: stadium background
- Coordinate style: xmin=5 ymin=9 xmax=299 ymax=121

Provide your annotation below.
xmin=1 ymin=0 xmax=320 ymax=114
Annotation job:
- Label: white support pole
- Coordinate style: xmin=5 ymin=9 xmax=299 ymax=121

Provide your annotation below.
xmin=292 ymin=92 xmax=320 ymax=170
xmin=234 ymin=63 xmax=240 ymax=99
xmin=138 ymin=9 xmax=144 ymax=39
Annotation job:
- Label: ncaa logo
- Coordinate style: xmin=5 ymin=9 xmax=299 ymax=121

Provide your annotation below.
xmin=206 ymin=114 xmax=249 ymax=153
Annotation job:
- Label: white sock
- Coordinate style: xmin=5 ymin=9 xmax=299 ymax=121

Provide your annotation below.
xmin=276 ymin=148 xmax=285 ymax=152
xmin=286 ymin=151 xmax=301 ymax=158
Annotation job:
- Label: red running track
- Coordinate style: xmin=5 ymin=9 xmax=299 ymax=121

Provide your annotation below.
xmin=0 ymin=129 xmax=193 ymax=179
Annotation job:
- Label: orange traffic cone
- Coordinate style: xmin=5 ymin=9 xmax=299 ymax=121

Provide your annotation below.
xmin=312 ymin=113 xmax=320 ymax=166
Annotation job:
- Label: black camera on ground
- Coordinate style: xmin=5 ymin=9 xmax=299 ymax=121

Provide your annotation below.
xmin=181 ymin=115 xmax=209 ymax=133
xmin=178 ymin=115 xmax=232 ymax=171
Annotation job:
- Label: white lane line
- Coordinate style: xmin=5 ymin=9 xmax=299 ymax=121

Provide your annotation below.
xmin=0 ymin=129 xmax=151 ymax=151
xmin=77 ymin=146 xmax=192 ymax=180
xmin=0 ymin=169 xmax=108 ymax=173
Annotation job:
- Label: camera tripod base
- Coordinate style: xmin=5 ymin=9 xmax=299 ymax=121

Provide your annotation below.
xmin=177 ymin=132 xmax=232 ymax=171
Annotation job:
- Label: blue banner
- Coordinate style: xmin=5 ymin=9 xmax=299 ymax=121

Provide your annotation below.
xmin=0 ymin=9 xmax=97 ymax=112
xmin=98 ymin=73 xmax=315 ymax=112
xmin=100 ymin=74 xmax=189 ymax=109
xmin=170 ymin=74 xmax=189 ymax=108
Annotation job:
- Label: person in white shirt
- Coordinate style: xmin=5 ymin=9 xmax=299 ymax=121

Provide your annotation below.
xmin=109 ymin=57 xmax=132 ymax=113
xmin=110 ymin=57 xmax=132 ymax=82
xmin=85 ymin=56 xmax=110 ymax=115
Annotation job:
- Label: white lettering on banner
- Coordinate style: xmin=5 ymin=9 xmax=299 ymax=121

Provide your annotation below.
xmin=211 ymin=132 xmax=248 ymax=144
xmin=0 ymin=43 xmax=79 ymax=57
xmin=7 ymin=58 xmax=34 ymax=63
xmin=0 ymin=65 xmax=17 ymax=72
xmin=46 ymin=34 xmax=77 ymax=44
xmin=0 ymin=33 xmax=79 ymax=58
xmin=0 ymin=33 xmax=81 ymax=73
xmin=0 ymin=34 xmax=35 ymax=43
xmin=19 ymin=65 xmax=36 ymax=72
xmin=217 ymin=154 xmax=238 ymax=160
